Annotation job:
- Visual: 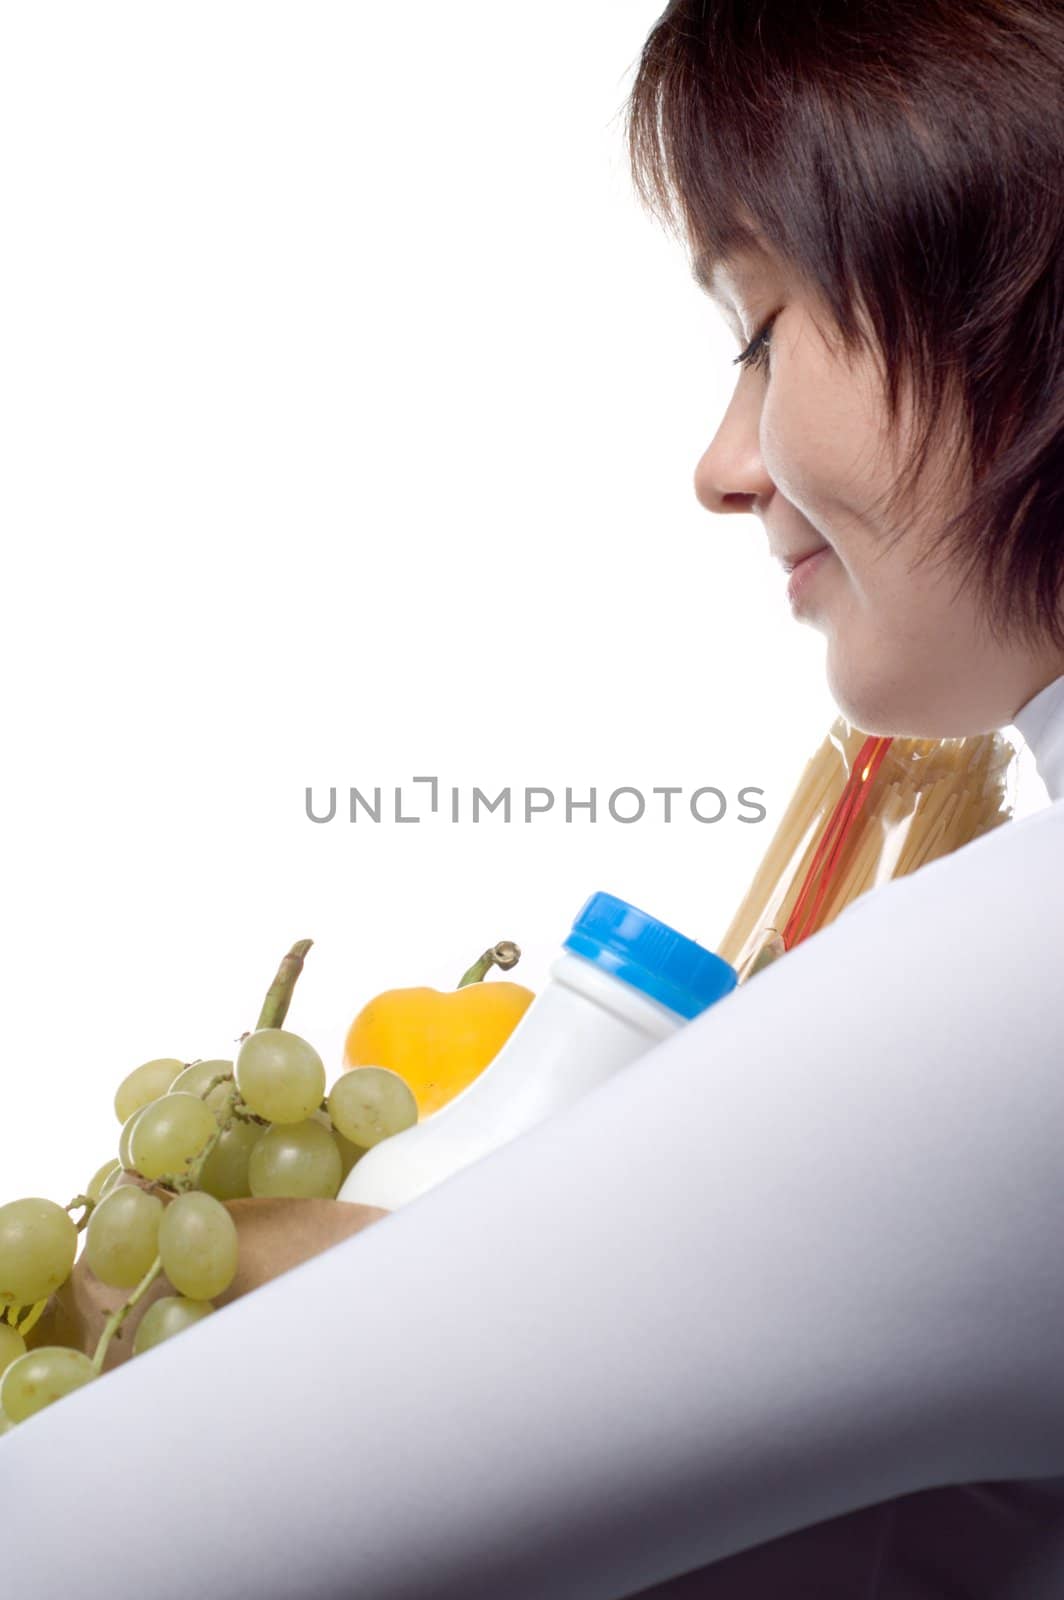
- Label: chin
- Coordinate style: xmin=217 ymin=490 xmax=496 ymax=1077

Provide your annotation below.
xmin=824 ymin=651 xmax=934 ymax=739
xmin=825 ymin=646 xmax=1008 ymax=740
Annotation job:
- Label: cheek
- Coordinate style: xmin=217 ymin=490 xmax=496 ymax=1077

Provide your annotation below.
xmin=759 ymin=331 xmax=891 ymax=533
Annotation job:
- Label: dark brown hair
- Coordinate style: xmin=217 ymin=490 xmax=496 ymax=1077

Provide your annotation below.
xmin=625 ymin=0 xmax=1064 ymax=652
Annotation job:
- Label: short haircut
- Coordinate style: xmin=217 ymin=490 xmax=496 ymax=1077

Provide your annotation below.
xmin=625 ymin=0 xmax=1064 ymax=653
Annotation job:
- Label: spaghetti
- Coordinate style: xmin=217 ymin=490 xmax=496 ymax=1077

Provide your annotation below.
xmin=716 ymin=717 xmax=1017 ymax=980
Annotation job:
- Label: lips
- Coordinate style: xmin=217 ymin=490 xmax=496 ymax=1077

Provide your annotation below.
xmin=777 ymin=543 xmax=830 ymax=574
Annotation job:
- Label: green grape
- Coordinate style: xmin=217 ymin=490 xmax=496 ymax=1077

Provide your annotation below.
xmin=129 ymin=1093 xmax=217 ymax=1181
xmin=1 ymin=1346 xmax=95 ymax=1423
xmin=169 ymin=1059 xmax=235 ymax=1124
xmin=87 ymin=1158 xmax=120 ymax=1204
xmin=235 ymin=1028 xmax=326 ymax=1124
xmin=98 ymin=1165 xmax=126 ymax=1200
xmin=83 ymin=1187 xmax=164 ymax=1290
xmin=118 ymin=1108 xmax=147 ymax=1171
xmin=328 ymin=1066 xmax=418 ymax=1148
xmin=0 ymin=1323 xmax=27 ymax=1376
xmin=249 ymin=1119 xmax=342 ymax=1199
xmin=197 ymin=1118 xmax=261 ymax=1201
xmin=133 ymin=1296 xmax=214 ymax=1356
xmin=313 ymin=1110 xmax=366 ymax=1182
xmin=0 ymin=1407 xmax=12 ymax=1434
xmin=157 ymin=1193 xmax=238 ymax=1300
xmin=0 ymin=1199 xmax=78 ymax=1311
xmin=114 ymin=1058 xmax=184 ymax=1124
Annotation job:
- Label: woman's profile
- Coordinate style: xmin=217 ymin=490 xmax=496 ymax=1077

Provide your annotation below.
xmin=629 ymin=0 xmax=1064 ymax=746
xmin=4 ymin=2 xmax=1064 ymax=1596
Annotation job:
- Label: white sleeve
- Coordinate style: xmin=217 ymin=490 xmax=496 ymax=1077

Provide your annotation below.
xmin=4 ymin=806 xmax=1064 ymax=1600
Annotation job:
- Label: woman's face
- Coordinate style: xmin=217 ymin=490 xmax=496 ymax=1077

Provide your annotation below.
xmin=693 ymin=243 xmax=1063 ymax=735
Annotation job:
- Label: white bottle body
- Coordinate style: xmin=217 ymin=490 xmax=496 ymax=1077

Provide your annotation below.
xmin=337 ymin=950 xmax=687 ymax=1211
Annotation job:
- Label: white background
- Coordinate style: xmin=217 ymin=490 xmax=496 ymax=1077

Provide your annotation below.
xmin=0 ymin=2 xmax=1045 ymax=1204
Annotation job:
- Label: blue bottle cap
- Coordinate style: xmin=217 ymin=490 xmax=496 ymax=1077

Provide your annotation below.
xmin=562 ymin=891 xmax=737 ymax=1020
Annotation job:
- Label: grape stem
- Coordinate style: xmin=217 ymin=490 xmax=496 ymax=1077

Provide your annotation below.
xmin=13 ymin=1298 xmax=48 ymax=1338
xmin=255 ymin=938 xmax=314 ymax=1031
xmin=98 ymin=1072 xmax=253 ymax=1363
xmin=2 ymin=1300 xmax=45 ymax=1335
xmin=65 ymin=1194 xmax=96 ymax=1232
xmin=232 ymin=1106 xmax=269 ymax=1126
xmin=190 ymin=1070 xmax=262 ymax=1124
xmin=201 ymin=1073 xmax=234 ymax=1100
xmin=91 ymin=1254 xmax=163 ymax=1374
xmin=457 ymin=941 xmax=521 ymax=988
xmin=170 ymin=1081 xmax=240 ymax=1195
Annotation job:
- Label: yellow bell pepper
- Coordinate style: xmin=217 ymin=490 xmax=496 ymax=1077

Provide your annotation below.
xmin=342 ymin=940 xmax=534 ymax=1118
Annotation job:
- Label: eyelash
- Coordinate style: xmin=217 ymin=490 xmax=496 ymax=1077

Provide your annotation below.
xmin=733 ymin=314 xmax=777 ymax=374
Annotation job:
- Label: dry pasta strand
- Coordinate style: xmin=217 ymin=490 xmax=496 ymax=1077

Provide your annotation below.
xmin=721 ymin=721 xmax=1019 ymax=977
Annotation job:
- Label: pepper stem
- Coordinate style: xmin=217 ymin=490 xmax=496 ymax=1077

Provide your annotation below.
xmin=256 ymin=939 xmax=314 ymax=1031
xmin=457 ymin=941 xmax=521 ymax=988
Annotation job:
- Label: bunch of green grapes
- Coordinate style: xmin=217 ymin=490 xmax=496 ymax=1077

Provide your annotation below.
xmin=0 ymin=941 xmax=419 ymax=1435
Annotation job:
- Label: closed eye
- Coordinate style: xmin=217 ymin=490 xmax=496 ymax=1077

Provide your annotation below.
xmin=733 ymin=313 xmax=778 ymax=374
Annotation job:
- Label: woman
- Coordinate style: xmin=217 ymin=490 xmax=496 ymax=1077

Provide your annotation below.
xmin=629 ymin=0 xmax=1064 ymax=743
xmin=4 ymin=2 xmax=1064 ymax=1596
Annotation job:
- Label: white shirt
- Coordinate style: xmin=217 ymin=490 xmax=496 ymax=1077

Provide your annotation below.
xmin=5 ymin=679 xmax=1064 ymax=1599
xmin=1013 ymin=670 xmax=1064 ymax=801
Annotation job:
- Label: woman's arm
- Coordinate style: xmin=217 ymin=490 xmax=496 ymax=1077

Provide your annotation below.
xmin=5 ymin=807 xmax=1064 ymax=1600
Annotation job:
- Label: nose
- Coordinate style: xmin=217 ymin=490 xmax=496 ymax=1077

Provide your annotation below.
xmin=693 ymin=379 xmax=774 ymax=515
